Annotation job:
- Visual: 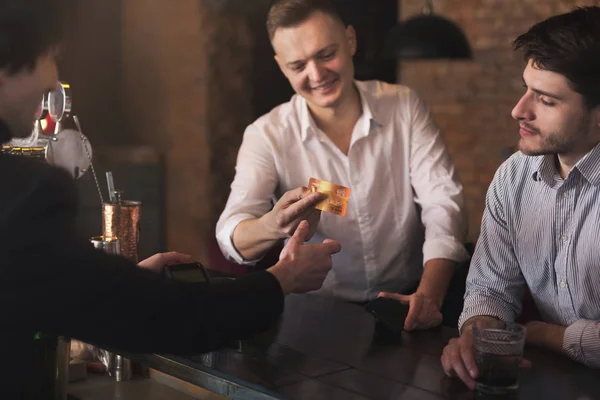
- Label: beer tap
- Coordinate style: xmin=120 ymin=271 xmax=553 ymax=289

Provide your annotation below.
xmin=47 ymin=81 xmax=72 ymax=141
xmin=31 ymin=94 xmax=47 ymax=143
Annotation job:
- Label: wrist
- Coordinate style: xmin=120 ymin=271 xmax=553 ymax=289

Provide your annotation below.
xmin=460 ymin=316 xmax=501 ymax=335
xmin=524 ymin=321 xmax=542 ymax=346
xmin=460 ymin=320 xmax=476 ymax=337
xmin=267 ymin=260 xmax=295 ymax=295
xmin=419 ymin=259 xmax=456 ymax=310
xmin=260 ymin=212 xmax=288 ymax=240
xmin=525 ymin=321 xmax=565 ymax=352
xmin=415 ymin=289 xmax=443 ymax=310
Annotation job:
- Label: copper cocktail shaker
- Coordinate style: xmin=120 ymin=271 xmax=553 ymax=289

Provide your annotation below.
xmin=102 ymin=199 xmax=141 ymax=263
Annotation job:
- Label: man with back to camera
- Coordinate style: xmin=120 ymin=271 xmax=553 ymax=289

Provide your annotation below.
xmin=0 ymin=0 xmax=341 ymax=395
xmin=217 ymin=0 xmax=470 ymax=331
xmin=442 ymin=6 xmax=600 ymax=390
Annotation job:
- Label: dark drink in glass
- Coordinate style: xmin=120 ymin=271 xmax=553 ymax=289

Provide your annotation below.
xmin=472 ymin=322 xmax=525 ymax=395
xmin=475 ymin=352 xmax=520 ymax=391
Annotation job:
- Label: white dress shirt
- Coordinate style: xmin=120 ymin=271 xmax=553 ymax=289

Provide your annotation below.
xmin=217 ymin=80 xmax=469 ymax=302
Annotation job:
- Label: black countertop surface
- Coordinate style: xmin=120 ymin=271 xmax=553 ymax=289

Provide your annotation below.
xmin=124 ymin=293 xmax=600 ymax=400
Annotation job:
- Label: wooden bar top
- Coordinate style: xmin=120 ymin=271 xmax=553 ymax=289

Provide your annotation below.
xmin=125 ymin=292 xmax=600 ymax=399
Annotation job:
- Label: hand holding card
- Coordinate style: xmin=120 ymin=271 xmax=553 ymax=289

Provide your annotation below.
xmin=307 ymin=178 xmax=351 ymax=216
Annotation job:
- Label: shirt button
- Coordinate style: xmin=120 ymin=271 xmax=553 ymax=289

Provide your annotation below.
xmin=563 ymin=192 xmax=569 ymax=198
xmin=560 ymin=280 xmax=567 ymax=288
xmin=560 ymin=234 xmax=569 ymax=241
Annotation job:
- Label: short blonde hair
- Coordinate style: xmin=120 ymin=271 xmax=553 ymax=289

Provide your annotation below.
xmin=266 ymin=0 xmax=344 ymax=41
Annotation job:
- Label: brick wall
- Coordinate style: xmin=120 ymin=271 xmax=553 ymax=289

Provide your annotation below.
xmin=120 ymin=0 xmax=255 ymax=263
xmin=399 ymin=0 xmax=597 ymax=242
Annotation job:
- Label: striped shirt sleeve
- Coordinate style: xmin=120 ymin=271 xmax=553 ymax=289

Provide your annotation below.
xmin=458 ymin=164 xmax=527 ymax=330
xmin=563 ymin=320 xmax=600 ymax=368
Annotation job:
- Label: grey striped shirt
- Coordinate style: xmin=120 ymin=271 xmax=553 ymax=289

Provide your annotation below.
xmin=459 ymin=144 xmax=600 ymax=367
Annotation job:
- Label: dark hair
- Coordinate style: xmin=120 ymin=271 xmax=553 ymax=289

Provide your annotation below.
xmin=514 ymin=6 xmax=600 ymax=108
xmin=266 ymin=0 xmax=344 ymax=41
xmin=0 ymin=0 xmax=66 ymax=74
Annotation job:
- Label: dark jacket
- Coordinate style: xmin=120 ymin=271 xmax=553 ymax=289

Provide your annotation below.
xmin=0 ymin=124 xmax=284 ymax=395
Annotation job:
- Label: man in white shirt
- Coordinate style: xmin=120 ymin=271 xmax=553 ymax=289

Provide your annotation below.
xmin=217 ymin=0 xmax=469 ymax=330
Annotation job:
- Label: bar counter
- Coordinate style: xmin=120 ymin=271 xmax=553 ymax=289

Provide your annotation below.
xmin=121 ymin=291 xmax=600 ymax=400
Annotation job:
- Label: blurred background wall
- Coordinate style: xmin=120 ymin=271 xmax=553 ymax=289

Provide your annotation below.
xmin=59 ymin=0 xmax=597 ymax=264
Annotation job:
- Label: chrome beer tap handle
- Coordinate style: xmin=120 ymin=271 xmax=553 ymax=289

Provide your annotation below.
xmin=48 ymin=81 xmax=72 ymax=142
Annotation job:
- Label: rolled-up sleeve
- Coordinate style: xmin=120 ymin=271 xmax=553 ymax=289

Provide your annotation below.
xmin=563 ymin=320 xmax=600 ymax=368
xmin=407 ymin=90 xmax=469 ymax=264
xmin=216 ymin=124 xmax=279 ymax=265
xmin=458 ymin=164 xmax=527 ymax=330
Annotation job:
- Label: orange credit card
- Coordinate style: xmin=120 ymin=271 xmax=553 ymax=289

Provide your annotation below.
xmin=307 ymin=178 xmax=351 ymax=216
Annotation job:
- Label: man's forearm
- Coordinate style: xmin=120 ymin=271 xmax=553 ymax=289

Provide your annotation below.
xmin=416 ymin=258 xmax=456 ymax=309
xmin=232 ymin=217 xmax=283 ymax=261
xmin=525 ymin=321 xmax=566 ymax=354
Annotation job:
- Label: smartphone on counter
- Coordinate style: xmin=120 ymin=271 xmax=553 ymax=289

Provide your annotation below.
xmin=365 ymin=297 xmax=410 ymax=334
xmin=162 ymin=262 xmax=211 ymax=284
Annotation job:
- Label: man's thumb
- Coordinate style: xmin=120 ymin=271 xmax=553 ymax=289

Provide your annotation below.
xmin=289 ymin=220 xmax=309 ymax=247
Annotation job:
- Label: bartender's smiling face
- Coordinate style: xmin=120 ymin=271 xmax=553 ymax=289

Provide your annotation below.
xmin=271 ymin=11 xmax=356 ymax=112
xmin=0 ymin=50 xmax=58 ymax=138
xmin=512 ymin=59 xmax=600 ymax=157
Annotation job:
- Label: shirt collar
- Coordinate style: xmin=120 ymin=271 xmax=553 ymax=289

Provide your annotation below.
xmin=299 ymin=80 xmax=383 ymax=142
xmin=532 ymin=155 xmax=558 ymax=187
xmin=532 ymin=142 xmax=600 ymax=187
xmin=0 ymin=120 xmax=11 ymax=144
xmin=573 ymin=142 xmax=600 ymax=186
xmin=299 ymin=101 xmax=317 ymax=142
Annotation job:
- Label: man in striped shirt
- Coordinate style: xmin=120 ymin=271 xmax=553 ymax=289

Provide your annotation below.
xmin=441 ymin=6 xmax=600 ymax=389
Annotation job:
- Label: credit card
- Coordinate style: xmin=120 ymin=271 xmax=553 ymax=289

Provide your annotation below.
xmin=307 ymin=177 xmax=351 ymax=216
